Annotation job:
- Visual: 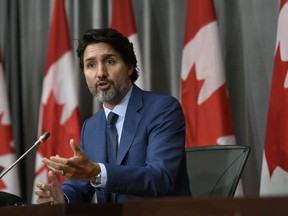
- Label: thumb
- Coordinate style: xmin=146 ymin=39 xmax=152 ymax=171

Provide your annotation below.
xmin=69 ymin=139 xmax=81 ymax=156
xmin=48 ymin=171 xmax=61 ymax=187
xmin=47 ymin=171 xmax=65 ymax=204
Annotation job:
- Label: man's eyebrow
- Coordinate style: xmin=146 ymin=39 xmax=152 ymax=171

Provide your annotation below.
xmin=102 ymin=53 xmax=117 ymax=59
xmin=84 ymin=53 xmax=117 ymax=63
xmin=84 ymin=57 xmax=96 ymax=63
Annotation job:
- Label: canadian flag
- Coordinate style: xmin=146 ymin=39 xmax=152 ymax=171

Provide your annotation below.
xmin=260 ymin=0 xmax=288 ymax=196
xmin=0 ymin=51 xmax=20 ymax=196
xmin=111 ymin=0 xmax=145 ymax=89
xmin=180 ymin=0 xmax=235 ymax=148
xmin=32 ymin=0 xmax=81 ymax=203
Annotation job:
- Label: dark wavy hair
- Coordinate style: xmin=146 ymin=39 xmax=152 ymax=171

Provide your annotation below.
xmin=76 ymin=28 xmax=139 ymax=82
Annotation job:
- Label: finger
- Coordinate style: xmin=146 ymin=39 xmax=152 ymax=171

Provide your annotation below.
xmin=35 ymin=182 xmax=53 ymax=202
xmin=36 ymin=182 xmax=46 ymax=190
xmin=70 ymin=139 xmax=82 ymax=156
xmin=43 ymin=156 xmax=68 ymax=170
xmin=48 ymin=171 xmax=61 ymax=187
xmin=42 ymin=158 xmax=61 ymax=173
xmin=36 ymin=196 xmax=53 ymax=204
xmin=36 ymin=181 xmax=54 ymax=192
xmin=49 ymin=155 xmax=68 ymax=164
xmin=34 ymin=188 xmax=51 ymax=197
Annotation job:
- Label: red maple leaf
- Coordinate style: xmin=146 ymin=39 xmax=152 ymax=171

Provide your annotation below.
xmin=35 ymin=91 xmax=81 ymax=182
xmin=181 ymin=65 xmax=234 ymax=147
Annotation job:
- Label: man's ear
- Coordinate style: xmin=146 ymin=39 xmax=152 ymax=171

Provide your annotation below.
xmin=127 ymin=64 xmax=133 ymax=76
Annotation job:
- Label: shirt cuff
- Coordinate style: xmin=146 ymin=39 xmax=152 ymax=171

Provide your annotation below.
xmin=90 ymin=163 xmax=107 ymax=188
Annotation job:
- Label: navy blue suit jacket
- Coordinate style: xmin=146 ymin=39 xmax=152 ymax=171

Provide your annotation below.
xmin=62 ymin=85 xmax=191 ymax=203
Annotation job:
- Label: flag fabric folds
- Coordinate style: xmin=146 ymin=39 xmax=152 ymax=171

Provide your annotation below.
xmin=180 ymin=0 xmax=236 ymax=148
xmin=0 ymin=51 xmax=21 ymax=196
xmin=260 ymin=0 xmax=288 ymax=196
xmin=32 ymin=0 xmax=81 ymax=203
xmin=111 ymin=0 xmax=145 ymax=89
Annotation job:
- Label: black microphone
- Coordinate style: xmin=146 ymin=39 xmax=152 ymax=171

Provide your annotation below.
xmin=0 ymin=132 xmax=50 ymax=179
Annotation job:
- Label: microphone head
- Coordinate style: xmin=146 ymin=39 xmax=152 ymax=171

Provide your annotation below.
xmin=39 ymin=132 xmax=50 ymax=142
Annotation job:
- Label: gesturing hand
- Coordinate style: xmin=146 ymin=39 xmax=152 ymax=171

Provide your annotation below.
xmin=42 ymin=139 xmax=100 ymax=181
xmin=35 ymin=171 xmax=64 ymax=204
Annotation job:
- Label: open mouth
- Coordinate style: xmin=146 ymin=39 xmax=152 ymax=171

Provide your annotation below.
xmin=97 ymin=81 xmax=112 ymax=91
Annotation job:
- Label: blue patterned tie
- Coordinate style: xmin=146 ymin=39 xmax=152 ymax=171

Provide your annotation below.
xmin=107 ymin=112 xmax=119 ymax=163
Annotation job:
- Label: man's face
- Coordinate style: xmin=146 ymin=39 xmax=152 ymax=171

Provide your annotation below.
xmin=83 ymin=42 xmax=133 ymax=109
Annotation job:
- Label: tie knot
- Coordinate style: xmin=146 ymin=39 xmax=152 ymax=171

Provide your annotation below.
xmin=107 ymin=112 xmax=118 ymax=125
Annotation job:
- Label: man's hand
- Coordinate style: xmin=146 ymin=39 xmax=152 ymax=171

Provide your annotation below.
xmin=34 ymin=171 xmax=65 ymax=204
xmin=42 ymin=139 xmax=100 ymax=181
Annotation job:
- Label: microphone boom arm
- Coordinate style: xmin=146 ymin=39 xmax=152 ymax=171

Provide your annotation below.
xmin=0 ymin=132 xmax=50 ymax=179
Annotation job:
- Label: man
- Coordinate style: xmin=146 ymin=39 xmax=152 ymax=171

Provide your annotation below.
xmin=35 ymin=28 xmax=191 ymax=204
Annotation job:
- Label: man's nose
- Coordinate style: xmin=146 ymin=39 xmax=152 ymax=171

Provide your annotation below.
xmin=97 ymin=63 xmax=108 ymax=78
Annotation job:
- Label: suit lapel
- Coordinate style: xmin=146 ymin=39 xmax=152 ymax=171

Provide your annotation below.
xmin=117 ymin=85 xmax=143 ymax=163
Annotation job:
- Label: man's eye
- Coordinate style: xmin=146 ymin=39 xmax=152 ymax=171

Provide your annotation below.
xmin=106 ymin=59 xmax=115 ymax=65
xmin=87 ymin=63 xmax=95 ymax=69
